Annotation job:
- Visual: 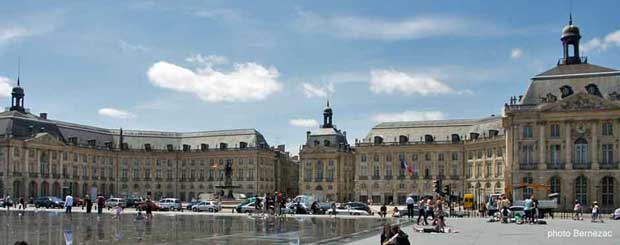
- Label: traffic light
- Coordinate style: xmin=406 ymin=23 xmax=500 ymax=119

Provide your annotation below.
xmin=433 ymin=179 xmax=442 ymax=194
xmin=444 ymin=185 xmax=451 ymax=196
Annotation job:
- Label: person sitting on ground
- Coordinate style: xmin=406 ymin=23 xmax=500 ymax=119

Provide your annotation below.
xmin=380 ymin=204 xmax=387 ymax=218
xmin=383 ymin=224 xmax=410 ymax=245
xmin=392 ymin=206 xmax=400 ymax=218
xmin=380 ymin=224 xmax=393 ymax=245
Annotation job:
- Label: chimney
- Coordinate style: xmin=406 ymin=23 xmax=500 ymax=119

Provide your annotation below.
xmin=39 ymin=113 xmax=48 ymax=120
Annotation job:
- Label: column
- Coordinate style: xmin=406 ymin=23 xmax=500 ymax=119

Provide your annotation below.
xmin=565 ymin=121 xmax=572 ymax=170
xmin=591 ymin=121 xmax=599 ymax=170
xmin=538 ymin=122 xmax=547 ymax=170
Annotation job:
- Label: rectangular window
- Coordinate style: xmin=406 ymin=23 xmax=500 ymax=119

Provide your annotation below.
xmin=550 ymin=144 xmax=561 ymax=165
xmin=122 ymin=168 xmax=128 ymax=178
xmin=451 ymin=164 xmax=458 ymax=176
xmin=550 ymin=124 xmax=561 ymax=138
xmin=373 ymin=154 xmax=380 ymax=162
xmin=411 ymin=153 xmax=418 ymax=161
xmin=304 ymin=161 xmax=312 ymax=182
xmin=386 ymin=154 xmax=392 ymax=162
xmin=602 ymin=144 xmax=613 ymax=164
xmin=497 ymin=147 xmax=504 ymax=157
xmin=602 ymin=123 xmax=613 ymax=136
xmin=496 ymin=162 xmax=502 ymax=177
xmin=360 ymin=163 xmax=367 ymax=176
xmin=425 ymin=153 xmax=431 ymax=161
xmin=466 ymin=163 xmax=472 ymax=178
xmin=521 ymin=145 xmax=535 ymax=164
xmin=523 ymin=126 xmax=533 ymax=138
xmin=485 ymin=164 xmax=491 ymax=177
xmin=468 ymin=151 xmax=473 ymax=160
xmin=451 ymin=152 xmax=458 ymax=161
xmin=487 ymin=149 xmax=493 ymax=158
xmin=373 ymin=163 xmax=380 ymax=177
xmin=438 ymin=153 xmax=444 ymax=161
xmin=385 ymin=164 xmax=392 ymax=177
xmin=361 ymin=154 xmax=367 ymax=162
xmin=438 ymin=164 xmax=445 ymax=176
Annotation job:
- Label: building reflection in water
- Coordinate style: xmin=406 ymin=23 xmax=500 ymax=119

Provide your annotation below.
xmin=0 ymin=212 xmax=389 ymax=244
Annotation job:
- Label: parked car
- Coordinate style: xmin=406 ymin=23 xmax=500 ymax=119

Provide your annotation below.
xmin=186 ymin=200 xmax=201 ymax=210
xmin=611 ymin=208 xmax=620 ymax=220
xmin=326 ymin=204 xmax=369 ymax=215
xmin=105 ymin=198 xmax=127 ymax=208
xmin=192 ymin=201 xmax=221 ymax=212
xmin=158 ymin=198 xmax=182 ymax=211
xmin=126 ymin=197 xmax=144 ymax=208
xmin=346 ymin=202 xmax=373 ymax=215
xmin=34 ymin=196 xmax=64 ymax=208
xmin=238 ymin=202 xmax=258 ymax=213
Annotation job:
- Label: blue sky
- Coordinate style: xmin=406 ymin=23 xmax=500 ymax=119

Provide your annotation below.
xmin=1 ymin=0 xmax=620 ymax=154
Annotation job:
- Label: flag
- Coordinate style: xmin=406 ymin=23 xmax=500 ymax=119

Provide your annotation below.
xmin=400 ymin=158 xmax=413 ymax=175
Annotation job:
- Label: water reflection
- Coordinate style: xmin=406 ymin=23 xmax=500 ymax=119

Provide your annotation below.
xmin=1 ymin=211 xmax=389 ymax=244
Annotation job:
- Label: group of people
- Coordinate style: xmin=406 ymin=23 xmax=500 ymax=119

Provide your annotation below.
xmin=254 ymin=192 xmax=288 ymax=216
xmin=416 ymin=196 xmax=444 ymax=226
xmin=573 ymin=200 xmax=602 ymax=222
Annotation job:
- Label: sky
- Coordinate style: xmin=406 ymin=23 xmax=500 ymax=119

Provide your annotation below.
xmin=1 ymin=0 xmax=620 ymax=155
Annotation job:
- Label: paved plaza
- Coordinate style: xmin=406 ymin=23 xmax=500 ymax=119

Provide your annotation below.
xmin=350 ymin=217 xmax=620 ymax=245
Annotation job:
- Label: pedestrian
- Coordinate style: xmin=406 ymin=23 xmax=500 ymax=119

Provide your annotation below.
xmin=532 ymin=197 xmax=539 ymax=223
xmin=573 ymin=200 xmax=582 ymax=220
xmin=331 ymin=202 xmax=337 ymax=217
xmin=435 ymin=197 xmax=444 ymax=217
xmin=417 ymin=198 xmax=428 ymax=225
xmin=145 ymin=197 xmax=153 ymax=220
xmin=85 ymin=194 xmax=92 ymax=214
xmin=383 ymin=224 xmax=410 ymax=245
xmin=380 ymin=224 xmax=393 ymax=244
xmin=523 ymin=195 xmax=533 ymax=224
xmin=18 ymin=197 xmax=25 ymax=210
xmin=4 ymin=195 xmax=11 ymax=211
xmin=426 ymin=198 xmax=434 ymax=221
xmin=380 ymin=204 xmax=387 ymax=218
xmin=591 ymin=201 xmax=600 ymax=223
xmin=97 ymin=195 xmax=105 ymax=215
xmin=405 ymin=196 xmax=415 ymax=219
xmin=64 ymin=193 xmax=74 ymax=214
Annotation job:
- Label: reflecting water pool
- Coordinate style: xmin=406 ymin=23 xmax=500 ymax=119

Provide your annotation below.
xmin=1 ymin=211 xmax=389 ymax=244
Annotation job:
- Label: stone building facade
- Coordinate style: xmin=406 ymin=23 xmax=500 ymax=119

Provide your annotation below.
xmin=0 ymin=82 xmax=298 ymax=201
xmin=503 ymin=18 xmax=620 ymax=210
xmin=355 ymin=117 xmax=504 ymax=205
xmin=299 ymin=102 xmax=354 ymax=202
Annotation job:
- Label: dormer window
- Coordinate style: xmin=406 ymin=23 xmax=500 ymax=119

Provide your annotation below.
xmin=424 ymin=135 xmax=433 ymax=143
xmin=324 ymin=140 xmax=330 ymax=146
xmin=68 ymin=137 xmax=78 ymax=145
xmin=373 ymin=136 xmax=383 ymax=144
xmin=144 ymin=144 xmax=152 ymax=151
xmin=451 ymin=134 xmax=460 ymax=143
xmin=585 ymin=83 xmax=602 ymax=97
xmin=239 ymin=142 xmax=248 ymax=149
xmin=313 ymin=140 xmax=320 ymax=146
xmin=201 ymin=144 xmax=208 ymax=151
xmin=166 ymin=144 xmax=174 ymax=151
xmin=560 ymin=85 xmax=574 ymax=98
xmin=219 ymin=143 xmax=228 ymax=150
xmin=87 ymin=139 xmax=96 ymax=147
xmin=398 ymin=135 xmax=408 ymax=144
xmin=183 ymin=144 xmax=191 ymax=151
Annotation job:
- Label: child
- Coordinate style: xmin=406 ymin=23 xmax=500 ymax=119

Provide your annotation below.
xmin=591 ymin=201 xmax=600 ymax=223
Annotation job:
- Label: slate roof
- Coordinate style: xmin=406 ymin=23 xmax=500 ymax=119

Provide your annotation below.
xmin=535 ymin=63 xmax=618 ymax=78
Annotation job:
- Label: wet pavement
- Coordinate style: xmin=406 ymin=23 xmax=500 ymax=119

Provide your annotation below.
xmin=0 ymin=210 xmax=393 ymax=245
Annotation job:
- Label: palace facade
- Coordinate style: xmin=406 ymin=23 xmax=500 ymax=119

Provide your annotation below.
xmin=0 ymin=81 xmax=298 ymax=201
xmin=299 ymin=19 xmax=620 ymax=211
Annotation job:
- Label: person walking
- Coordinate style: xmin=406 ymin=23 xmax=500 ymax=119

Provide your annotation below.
xmin=417 ymin=198 xmax=428 ymax=225
xmin=96 ymin=195 xmax=105 ymax=215
xmin=573 ymin=200 xmax=582 ymax=220
xmin=591 ymin=201 xmax=600 ymax=223
xmin=523 ymin=196 xmax=533 ymax=224
xmin=18 ymin=197 xmax=25 ymax=210
xmin=145 ymin=197 xmax=153 ymax=220
xmin=4 ymin=195 xmax=11 ymax=211
xmin=426 ymin=198 xmax=434 ymax=221
xmin=85 ymin=195 xmax=92 ymax=214
xmin=331 ymin=202 xmax=337 ymax=217
xmin=405 ymin=196 xmax=415 ymax=219
xmin=380 ymin=204 xmax=387 ymax=218
xmin=64 ymin=193 xmax=74 ymax=214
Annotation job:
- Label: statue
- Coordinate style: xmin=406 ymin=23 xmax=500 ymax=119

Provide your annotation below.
xmin=225 ymin=162 xmax=233 ymax=178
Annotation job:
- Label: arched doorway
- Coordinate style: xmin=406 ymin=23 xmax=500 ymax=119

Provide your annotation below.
xmin=602 ymin=176 xmax=615 ymax=207
xmin=28 ymin=181 xmax=37 ymax=198
xmin=41 ymin=181 xmax=49 ymax=196
xmin=575 ymin=176 xmax=588 ymax=205
xmin=52 ymin=182 xmax=61 ymax=197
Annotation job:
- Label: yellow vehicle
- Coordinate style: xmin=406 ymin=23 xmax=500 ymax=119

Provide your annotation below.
xmin=463 ymin=194 xmax=474 ymax=209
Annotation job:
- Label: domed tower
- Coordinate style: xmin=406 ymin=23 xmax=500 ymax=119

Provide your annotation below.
xmin=322 ymin=100 xmax=333 ymax=128
xmin=560 ymin=14 xmax=582 ymax=65
xmin=10 ymin=77 xmax=25 ymax=113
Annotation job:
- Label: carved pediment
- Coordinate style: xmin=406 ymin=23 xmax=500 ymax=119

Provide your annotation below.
xmin=25 ymin=133 xmax=66 ymax=146
xmin=540 ymin=92 xmax=620 ymax=112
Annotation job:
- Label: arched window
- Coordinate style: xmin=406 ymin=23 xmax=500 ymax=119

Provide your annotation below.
xmin=374 ymin=136 xmax=384 ymax=144
xmin=574 ymin=138 xmax=588 ymax=165
xmin=550 ymin=176 xmax=561 ymax=194
xmin=575 ymin=176 xmax=588 ymax=205
xmin=522 ymin=176 xmax=533 ymax=200
xmin=323 ymin=140 xmax=330 ymax=146
xmin=398 ymin=135 xmax=408 ymax=144
xmin=602 ymin=176 xmax=615 ymax=206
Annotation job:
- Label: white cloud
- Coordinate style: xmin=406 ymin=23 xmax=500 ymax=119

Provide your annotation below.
xmin=118 ymin=40 xmax=147 ymax=52
xmin=302 ymin=83 xmax=335 ymax=98
xmin=295 ymin=11 xmax=484 ymax=41
xmin=510 ymin=48 xmax=523 ymax=59
xmin=289 ymin=118 xmax=319 ymax=127
xmin=372 ymin=110 xmax=445 ymax=123
xmin=147 ymin=55 xmax=282 ymax=103
xmin=0 ymin=27 xmax=31 ymax=43
xmin=0 ymin=76 xmax=14 ymax=98
xmin=98 ymin=108 xmax=136 ymax=119
xmin=582 ymin=30 xmax=620 ymax=53
xmin=186 ymin=54 xmax=228 ymax=66
xmin=370 ymin=69 xmax=462 ymax=96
